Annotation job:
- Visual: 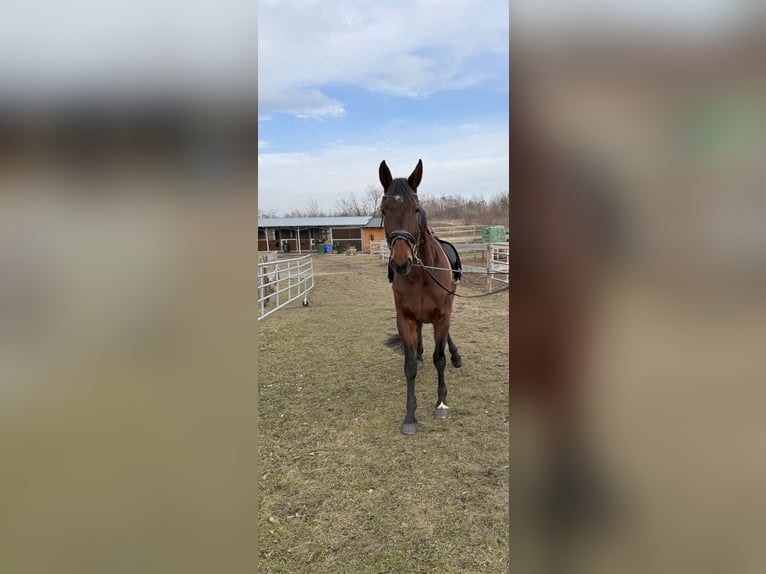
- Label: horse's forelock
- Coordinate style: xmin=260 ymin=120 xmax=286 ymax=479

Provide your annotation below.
xmin=388 ymin=179 xmax=416 ymax=202
xmin=383 ymin=179 xmax=420 ymax=232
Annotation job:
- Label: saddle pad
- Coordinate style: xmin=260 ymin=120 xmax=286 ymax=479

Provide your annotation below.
xmin=436 ymin=238 xmax=463 ymax=283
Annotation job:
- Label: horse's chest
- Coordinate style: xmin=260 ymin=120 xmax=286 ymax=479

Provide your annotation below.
xmin=393 ymin=288 xmax=445 ymax=322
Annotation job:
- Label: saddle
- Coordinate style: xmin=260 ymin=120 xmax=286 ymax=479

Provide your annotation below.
xmin=387 ymin=230 xmax=462 ymax=284
xmin=437 ymin=237 xmax=463 ymax=283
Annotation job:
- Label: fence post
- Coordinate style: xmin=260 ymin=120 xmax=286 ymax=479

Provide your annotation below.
xmin=487 ymin=243 xmax=492 ymax=292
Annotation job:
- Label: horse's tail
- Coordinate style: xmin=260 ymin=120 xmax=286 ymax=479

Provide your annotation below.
xmin=384 ymin=333 xmax=405 ymax=354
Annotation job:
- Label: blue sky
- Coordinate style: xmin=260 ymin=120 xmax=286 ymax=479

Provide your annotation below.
xmin=258 ymin=0 xmax=751 ymax=215
xmin=257 ymin=0 xmax=510 ymax=215
xmin=258 ymin=85 xmax=509 ymax=154
xmin=0 ymin=0 xmax=741 ymax=215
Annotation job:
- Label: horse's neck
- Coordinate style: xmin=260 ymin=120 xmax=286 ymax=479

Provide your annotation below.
xmin=417 ymin=228 xmax=441 ymax=266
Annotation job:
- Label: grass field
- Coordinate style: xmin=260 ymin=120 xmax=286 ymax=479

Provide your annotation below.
xmin=0 ymin=201 xmax=262 ymax=573
xmin=258 ymin=253 xmax=509 ymax=573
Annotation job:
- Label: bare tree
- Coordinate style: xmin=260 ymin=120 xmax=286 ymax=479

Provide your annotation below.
xmin=333 ymin=184 xmax=383 ymax=216
xmin=259 ymin=208 xmax=277 ymax=218
xmin=283 ymin=198 xmax=329 ymax=217
xmin=418 ymin=191 xmax=509 ymax=226
xmin=333 ymin=192 xmax=367 ymax=216
xmin=364 ymin=184 xmax=383 ymax=215
xmin=303 ymin=198 xmax=327 ymax=217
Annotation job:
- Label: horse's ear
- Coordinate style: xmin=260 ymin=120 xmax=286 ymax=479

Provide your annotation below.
xmin=408 ymin=159 xmax=423 ymax=192
xmin=379 ymin=161 xmax=392 ymax=191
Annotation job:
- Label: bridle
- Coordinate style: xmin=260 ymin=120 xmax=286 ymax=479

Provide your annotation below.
xmin=380 ymin=198 xmax=509 ymax=298
xmin=384 ymin=209 xmax=423 ymax=264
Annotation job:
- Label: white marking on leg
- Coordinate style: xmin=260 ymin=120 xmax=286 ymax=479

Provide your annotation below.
xmin=437 ymin=402 xmax=449 ymax=409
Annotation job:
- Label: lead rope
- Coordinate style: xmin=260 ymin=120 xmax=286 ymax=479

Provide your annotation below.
xmin=382 ymin=209 xmax=508 ymax=297
xmin=419 ymin=225 xmax=509 ymax=298
xmin=415 ymin=261 xmax=509 ymax=298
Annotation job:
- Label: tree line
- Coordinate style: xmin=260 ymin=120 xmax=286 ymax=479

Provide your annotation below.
xmin=259 ymin=185 xmax=508 ymax=227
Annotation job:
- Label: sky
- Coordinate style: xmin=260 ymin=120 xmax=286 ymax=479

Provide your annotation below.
xmin=510 ymin=0 xmax=748 ymax=36
xmin=257 ymin=0 xmax=510 ymax=215
xmin=0 ymin=0 xmax=256 ymax=104
xmin=258 ymin=0 xmax=759 ymax=215
xmin=0 ymin=0 xmax=751 ymax=214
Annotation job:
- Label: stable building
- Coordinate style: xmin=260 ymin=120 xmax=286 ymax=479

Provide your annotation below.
xmin=258 ymin=216 xmax=386 ymax=254
xmin=362 ymin=217 xmax=386 ymax=253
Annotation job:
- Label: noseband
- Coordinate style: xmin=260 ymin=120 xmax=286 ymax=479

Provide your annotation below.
xmin=385 ymin=209 xmax=422 ymax=261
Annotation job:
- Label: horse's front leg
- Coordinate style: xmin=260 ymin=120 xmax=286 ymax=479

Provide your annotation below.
xmin=416 ymin=321 xmax=424 ymax=369
xmin=399 ymin=317 xmax=419 ymax=435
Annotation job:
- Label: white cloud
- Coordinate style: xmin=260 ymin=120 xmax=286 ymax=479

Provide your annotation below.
xmin=258 ymin=0 xmax=509 ymax=117
xmin=510 ymin=0 xmax=746 ymax=37
xmin=0 ymin=0 xmax=256 ymax=102
xmin=258 ymin=88 xmax=345 ymax=119
xmin=257 ymin=126 xmax=508 ymax=214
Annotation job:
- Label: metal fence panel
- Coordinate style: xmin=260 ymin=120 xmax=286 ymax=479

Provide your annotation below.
xmin=258 ymin=253 xmax=314 ymax=321
xmin=370 ymin=240 xmax=390 ymax=262
xmin=487 ymin=242 xmax=509 ymax=291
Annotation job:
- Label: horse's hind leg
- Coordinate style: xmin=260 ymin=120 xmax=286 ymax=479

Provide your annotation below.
xmin=433 ymin=321 xmax=449 ymax=419
xmin=447 ymin=333 xmax=462 ymax=368
xmin=416 ymin=322 xmax=424 ymax=369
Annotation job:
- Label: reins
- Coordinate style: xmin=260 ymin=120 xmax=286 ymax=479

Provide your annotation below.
xmin=390 ymin=223 xmax=509 ymax=298
xmin=418 ymin=262 xmax=509 ymax=276
xmin=415 ymin=260 xmax=510 ymax=298
xmin=382 ymin=192 xmax=508 ymax=298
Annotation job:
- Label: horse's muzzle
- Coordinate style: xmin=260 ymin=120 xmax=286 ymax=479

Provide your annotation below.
xmin=390 ymin=257 xmax=412 ymax=276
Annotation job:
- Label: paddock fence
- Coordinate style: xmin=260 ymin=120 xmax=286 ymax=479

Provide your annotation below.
xmin=258 ymin=253 xmax=314 ymax=321
xmin=431 ymin=225 xmax=483 ymax=243
xmin=487 ymin=242 xmax=509 ymax=292
xmin=370 ymin=240 xmax=390 ymax=262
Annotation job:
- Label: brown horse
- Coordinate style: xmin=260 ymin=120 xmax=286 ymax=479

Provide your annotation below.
xmin=379 ymin=159 xmax=462 ymax=435
xmin=510 ymin=80 xmax=624 ymax=535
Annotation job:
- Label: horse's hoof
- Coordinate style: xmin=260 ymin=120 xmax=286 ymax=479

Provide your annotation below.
xmin=435 ymin=407 xmax=449 ymax=419
xmin=401 ymin=423 xmax=418 ymax=435
xmin=451 ymin=357 xmax=462 ymax=368
xmin=416 ymin=358 xmax=423 ymax=369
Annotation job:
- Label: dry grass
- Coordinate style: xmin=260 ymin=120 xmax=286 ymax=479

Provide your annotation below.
xmin=0 ymin=200 xmax=262 ymax=573
xmin=258 ymin=254 xmax=509 ymax=573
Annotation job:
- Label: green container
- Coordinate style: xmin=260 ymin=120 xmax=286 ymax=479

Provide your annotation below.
xmin=482 ymin=226 xmax=506 ymax=243
xmin=317 ymin=243 xmax=326 ymax=253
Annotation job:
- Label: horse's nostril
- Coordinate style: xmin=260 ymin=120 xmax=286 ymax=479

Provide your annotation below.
xmin=390 ymin=259 xmax=412 ymax=275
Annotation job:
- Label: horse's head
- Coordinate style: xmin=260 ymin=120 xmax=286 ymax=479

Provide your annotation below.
xmin=379 ymin=159 xmax=423 ymax=276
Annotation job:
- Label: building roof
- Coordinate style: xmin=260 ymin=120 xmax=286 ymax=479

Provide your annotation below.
xmin=257 ymin=217 xmax=373 ymax=228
